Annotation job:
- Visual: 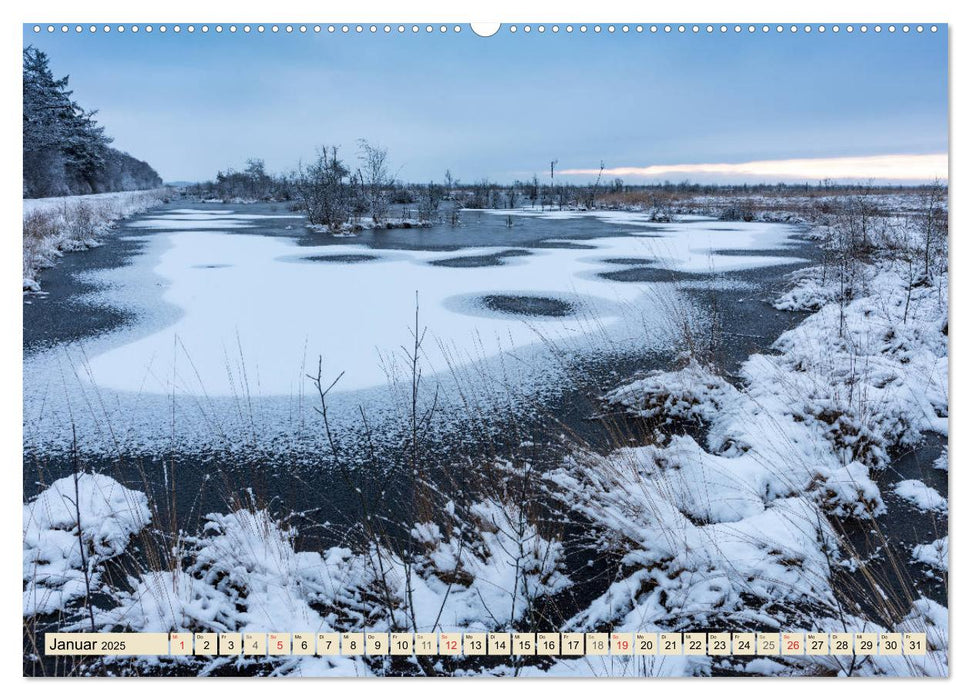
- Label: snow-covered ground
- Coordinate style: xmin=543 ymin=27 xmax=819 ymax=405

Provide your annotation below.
xmin=24 ymin=207 xmax=805 ymax=454
xmin=23 ymin=191 xmax=166 ymax=217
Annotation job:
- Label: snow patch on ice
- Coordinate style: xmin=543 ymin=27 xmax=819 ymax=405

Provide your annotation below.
xmin=912 ymin=537 xmax=948 ymax=572
xmin=894 ymin=480 xmax=947 ymax=513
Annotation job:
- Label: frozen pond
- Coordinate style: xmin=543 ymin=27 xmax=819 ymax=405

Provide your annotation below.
xmin=23 ymin=204 xmax=808 ymax=456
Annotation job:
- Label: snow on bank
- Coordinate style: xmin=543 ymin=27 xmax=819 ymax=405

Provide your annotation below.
xmin=23 ymin=205 xmax=948 ymax=675
xmin=23 ymin=473 xmax=151 ymax=616
xmin=23 ymin=191 xmax=164 ymax=217
xmin=772 ymin=261 xmax=948 ymax=453
xmin=553 ymin=363 xmax=851 ymax=655
xmin=23 ymin=189 xmax=168 ymax=291
xmin=24 ymin=466 xmax=945 ymax=676
xmin=556 ymin=233 xmax=948 ymax=675
xmin=307 ymin=216 xmax=431 ymax=234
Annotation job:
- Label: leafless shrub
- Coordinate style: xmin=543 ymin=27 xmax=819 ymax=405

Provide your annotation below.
xmin=294 ymin=146 xmax=352 ymax=230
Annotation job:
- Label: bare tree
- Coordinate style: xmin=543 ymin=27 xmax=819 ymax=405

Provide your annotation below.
xmin=294 ymin=146 xmax=351 ymax=230
xmin=547 ymin=159 xmax=558 ymax=210
xmin=357 ymin=139 xmax=392 ymax=223
xmin=919 ymin=179 xmax=948 ymax=279
xmin=416 ymin=182 xmax=444 ymax=222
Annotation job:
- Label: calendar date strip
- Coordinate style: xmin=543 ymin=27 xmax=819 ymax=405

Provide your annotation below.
xmin=44 ymin=631 xmax=927 ymax=657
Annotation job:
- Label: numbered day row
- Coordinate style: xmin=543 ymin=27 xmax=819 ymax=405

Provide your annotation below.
xmin=45 ymin=631 xmax=927 ymax=657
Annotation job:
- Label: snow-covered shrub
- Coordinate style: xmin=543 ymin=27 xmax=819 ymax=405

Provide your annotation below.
xmin=808 ymin=462 xmax=884 ymax=518
xmin=602 ymin=361 xmax=736 ymax=430
xmin=23 ymin=473 xmax=151 ymax=616
xmin=95 ymin=509 xmax=354 ymax=636
xmin=405 ymin=496 xmax=570 ymax=630
xmin=87 ymin=507 xmax=369 ymax=675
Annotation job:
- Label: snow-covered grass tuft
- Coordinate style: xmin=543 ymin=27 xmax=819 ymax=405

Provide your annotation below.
xmin=23 ymin=193 xmax=946 ymax=677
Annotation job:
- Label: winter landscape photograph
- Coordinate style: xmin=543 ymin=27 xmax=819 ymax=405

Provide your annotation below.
xmin=22 ymin=22 xmax=948 ymax=677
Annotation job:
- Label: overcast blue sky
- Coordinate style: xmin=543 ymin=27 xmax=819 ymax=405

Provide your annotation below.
xmin=23 ymin=25 xmax=948 ymax=183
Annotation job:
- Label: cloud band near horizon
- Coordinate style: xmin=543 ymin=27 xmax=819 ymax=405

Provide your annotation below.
xmin=559 ymin=153 xmax=948 ymax=182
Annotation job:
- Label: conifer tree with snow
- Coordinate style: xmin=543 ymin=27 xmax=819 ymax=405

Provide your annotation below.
xmin=23 ymin=46 xmax=162 ymax=197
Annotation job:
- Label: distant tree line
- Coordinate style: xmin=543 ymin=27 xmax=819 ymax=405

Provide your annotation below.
xmin=187 ymin=144 xmax=947 ymax=231
xmin=23 ymin=47 xmax=162 ymax=198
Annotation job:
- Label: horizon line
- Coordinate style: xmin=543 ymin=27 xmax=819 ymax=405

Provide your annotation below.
xmin=558 ymin=153 xmax=948 ymax=183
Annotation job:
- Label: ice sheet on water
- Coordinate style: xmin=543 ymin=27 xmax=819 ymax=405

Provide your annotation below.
xmin=23 ymin=208 xmax=807 ymax=453
xmin=126 ymin=218 xmax=255 ymax=229
xmin=80 ymin=212 xmax=804 ymax=395
xmin=912 ymin=537 xmax=948 ymax=572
